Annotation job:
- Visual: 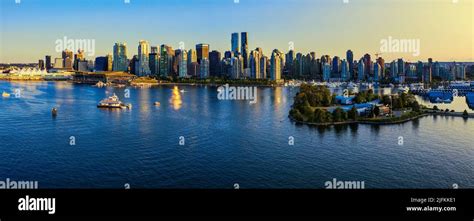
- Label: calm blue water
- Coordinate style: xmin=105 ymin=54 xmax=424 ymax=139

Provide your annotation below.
xmin=0 ymin=81 xmax=473 ymax=189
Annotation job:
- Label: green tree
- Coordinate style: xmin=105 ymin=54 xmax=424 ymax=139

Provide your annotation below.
xmin=348 ymin=106 xmax=358 ymax=121
xmin=332 ymin=108 xmax=345 ymax=122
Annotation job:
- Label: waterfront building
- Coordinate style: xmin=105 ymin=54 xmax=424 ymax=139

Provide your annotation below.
xmin=38 ymin=59 xmax=45 ymax=70
xmin=200 ymin=58 xmax=209 ymax=79
xmin=113 ymin=43 xmax=128 ymax=72
xmin=149 ymin=51 xmax=160 ymax=76
xmin=62 ymin=49 xmax=74 ymax=70
xmin=187 ymin=49 xmax=197 ymax=65
xmin=159 ymin=44 xmax=171 ymax=77
xmin=209 ymin=50 xmax=221 ymax=77
xmin=130 ymin=55 xmax=138 ymax=75
xmin=77 ymin=60 xmax=89 ymax=72
xmin=397 ymin=58 xmax=405 ymax=76
xmin=433 ymin=61 xmax=440 ymax=77
xmin=54 ymin=58 xmax=64 ymax=69
xmin=45 ymin=55 xmax=52 ymax=71
xmin=106 ymin=54 xmax=113 ymax=71
xmin=137 ymin=40 xmax=151 ymax=76
xmin=241 ymin=32 xmax=249 ymax=69
xmin=332 ymin=56 xmax=341 ymax=76
xmin=230 ymin=56 xmax=241 ymax=79
xmin=151 ymin=46 xmax=158 ymax=54
xmin=179 ymin=50 xmax=188 ymax=78
xmin=270 ymin=49 xmax=283 ymax=81
xmin=188 ymin=62 xmax=199 ymax=77
xmin=196 ymin=44 xmax=209 ymax=64
xmin=231 ymin=33 xmax=239 ymax=55
xmin=260 ymin=56 xmax=268 ymax=79
xmin=250 ymin=50 xmax=261 ymax=79
xmin=390 ymin=61 xmax=398 ymax=78
xmin=94 ymin=56 xmax=108 ymax=71
xmin=376 ymin=57 xmax=385 ymax=78
xmin=423 ymin=65 xmax=432 ymax=84
xmin=285 ymin=50 xmax=295 ymax=77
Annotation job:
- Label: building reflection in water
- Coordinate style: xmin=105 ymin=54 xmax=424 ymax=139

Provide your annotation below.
xmin=170 ymin=86 xmax=183 ymax=110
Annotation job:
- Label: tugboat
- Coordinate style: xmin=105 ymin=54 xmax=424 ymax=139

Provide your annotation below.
xmin=97 ymin=94 xmax=131 ymax=109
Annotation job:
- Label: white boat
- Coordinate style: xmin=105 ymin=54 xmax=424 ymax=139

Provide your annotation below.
xmin=2 ymin=91 xmax=10 ymax=98
xmin=97 ymin=94 xmax=131 ymax=109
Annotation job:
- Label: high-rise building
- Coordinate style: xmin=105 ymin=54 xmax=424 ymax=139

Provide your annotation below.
xmin=376 ymin=57 xmax=385 ymax=78
xmin=106 ymin=54 xmax=113 ymax=71
xmin=332 ymin=56 xmax=341 ymax=74
xmin=373 ymin=62 xmax=381 ymax=82
xmin=346 ymin=50 xmax=354 ymax=78
xmin=250 ymin=50 xmax=261 ymax=79
xmin=230 ymin=56 xmax=241 ymax=79
xmin=179 ymin=50 xmax=188 ymax=78
xmin=363 ymin=54 xmax=371 ymax=76
xmin=151 ymin=46 xmax=158 ymax=54
xmin=94 ymin=56 xmax=108 ymax=71
xmin=270 ymin=49 xmax=283 ymax=81
xmin=159 ymin=44 xmax=172 ymax=77
xmin=209 ymin=50 xmax=221 ymax=77
xmin=260 ymin=56 xmax=268 ymax=79
xmin=130 ymin=55 xmax=139 ymax=75
xmin=196 ymin=44 xmax=209 ymax=64
xmin=200 ymin=58 xmax=209 ymax=79
xmin=341 ymin=59 xmax=349 ymax=81
xmin=38 ymin=60 xmax=45 ymax=70
xmin=322 ymin=62 xmax=331 ymax=82
xmin=241 ymin=32 xmax=249 ymax=69
xmin=397 ymin=58 xmax=405 ymax=76
xmin=54 ymin=58 xmax=64 ymax=69
xmin=137 ymin=40 xmax=151 ymax=76
xmin=62 ymin=49 xmax=73 ymax=70
xmin=45 ymin=55 xmax=52 ymax=71
xmin=390 ymin=61 xmax=399 ymax=78
xmin=187 ymin=49 xmax=197 ymax=65
xmin=231 ymin=33 xmax=239 ymax=55
xmin=358 ymin=59 xmax=365 ymax=81
xmin=149 ymin=51 xmax=160 ymax=76
xmin=423 ymin=65 xmax=432 ymax=83
xmin=113 ymin=43 xmax=128 ymax=72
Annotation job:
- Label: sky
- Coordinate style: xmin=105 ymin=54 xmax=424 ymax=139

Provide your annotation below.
xmin=0 ymin=0 xmax=473 ymax=63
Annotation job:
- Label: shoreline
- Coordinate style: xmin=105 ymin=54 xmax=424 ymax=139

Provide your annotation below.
xmin=289 ymin=112 xmax=472 ymax=126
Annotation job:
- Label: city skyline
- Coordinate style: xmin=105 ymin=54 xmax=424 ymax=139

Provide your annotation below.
xmin=1 ymin=0 xmax=473 ymax=63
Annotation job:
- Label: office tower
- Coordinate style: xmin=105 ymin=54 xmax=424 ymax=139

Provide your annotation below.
xmin=230 ymin=56 xmax=241 ymax=79
xmin=45 ymin=55 xmax=52 ymax=71
xmin=54 ymin=58 xmax=64 ymax=69
xmin=137 ymin=40 xmax=151 ymax=76
xmin=159 ymin=45 xmax=171 ymax=77
xmin=373 ymin=62 xmax=381 ymax=82
xmin=341 ymin=59 xmax=349 ymax=81
xmin=416 ymin=61 xmax=423 ymax=79
xmin=74 ymin=49 xmax=85 ymax=70
xmin=376 ymin=57 xmax=385 ymax=78
xmin=224 ymin=51 xmax=233 ymax=59
xmin=358 ymin=59 xmax=365 ymax=81
xmin=113 ymin=43 xmax=128 ymax=72
xmin=94 ymin=56 xmax=107 ymax=71
xmin=260 ymin=56 xmax=268 ymax=79
xmin=187 ymin=49 xmax=197 ymax=65
xmin=196 ymin=44 xmax=209 ymax=64
xmin=433 ymin=61 xmax=440 ymax=77
xmin=346 ymin=50 xmax=354 ymax=78
xmin=241 ymin=32 xmax=248 ymax=69
xmin=200 ymin=58 xmax=209 ymax=79
xmin=38 ymin=60 xmax=45 ymax=70
xmin=423 ymin=65 xmax=432 ymax=83
xmin=332 ymin=56 xmax=341 ymax=74
xmin=151 ymin=46 xmax=158 ymax=54
xmin=250 ymin=50 xmax=261 ymax=79
xmin=390 ymin=61 xmax=398 ymax=78
xmin=77 ymin=61 xmax=89 ymax=72
xmin=285 ymin=50 xmax=295 ymax=76
xmin=62 ymin=49 xmax=73 ymax=70
xmin=106 ymin=54 xmax=113 ymax=71
xmin=179 ymin=50 xmax=188 ymax=78
xmin=397 ymin=58 xmax=405 ymax=76
xmin=209 ymin=50 xmax=221 ymax=77
xmin=149 ymin=51 xmax=160 ymax=76
xmin=173 ymin=49 xmax=181 ymax=75
xmin=130 ymin=55 xmax=138 ymax=75
xmin=363 ymin=54 xmax=371 ymax=76
xmin=231 ymin=33 xmax=239 ymax=55
xmin=270 ymin=49 xmax=283 ymax=81
xmin=322 ymin=63 xmax=331 ymax=82
xmin=188 ymin=62 xmax=199 ymax=77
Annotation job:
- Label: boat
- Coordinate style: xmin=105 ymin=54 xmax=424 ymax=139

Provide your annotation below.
xmin=52 ymin=108 xmax=58 ymax=117
xmin=154 ymin=101 xmax=161 ymax=106
xmin=2 ymin=91 xmax=10 ymax=98
xmin=95 ymin=81 xmax=106 ymax=88
xmin=97 ymin=94 xmax=131 ymax=109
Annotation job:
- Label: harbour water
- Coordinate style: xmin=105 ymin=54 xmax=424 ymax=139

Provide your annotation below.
xmin=0 ymin=81 xmax=473 ymax=188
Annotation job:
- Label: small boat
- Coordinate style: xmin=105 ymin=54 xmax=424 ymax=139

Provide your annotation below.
xmin=2 ymin=91 xmax=10 ymax=98
xmin=97 ymin=94 xmax=130 ymax=109
xmin=52 ymin=108 xmax=58 ymax=117
xmin=95 ymin=81 xmax=106 ymax=88
xmin=154 ymin=101 xmax=161 ymax=106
